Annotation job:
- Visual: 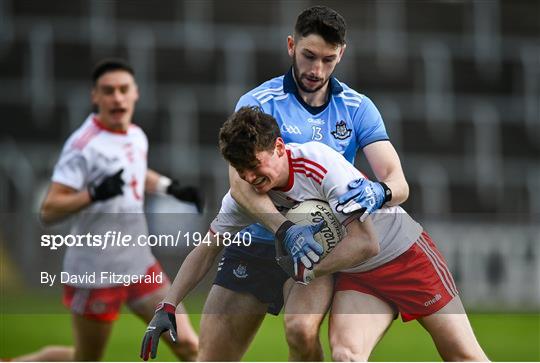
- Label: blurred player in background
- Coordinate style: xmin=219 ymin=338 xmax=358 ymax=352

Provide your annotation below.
xmin=196 ymin=5 xmax=409 ymax=361
xmin=143 ymin=106 xmax=488 ymax=361
xmin=14 ymin=59 xmax=200 ymax=361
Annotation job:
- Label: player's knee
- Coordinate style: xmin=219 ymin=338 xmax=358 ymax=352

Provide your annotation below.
xmin=284 ymin=316 xmax=319 ymax=348
xmin=331 ymin=345 xmax=368 ymax=362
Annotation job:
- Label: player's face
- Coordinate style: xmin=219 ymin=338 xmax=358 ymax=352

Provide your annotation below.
xmin=92 ymin=70 xmax=139 ymax=132
xmin=237 ymin=139 xmax=288 ymax=193
xmin=288 ymin=34 xmax=345 ymax=94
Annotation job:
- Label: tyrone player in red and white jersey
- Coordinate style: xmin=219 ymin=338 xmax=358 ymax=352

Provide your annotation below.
xmin=15 ymin=60 xmax=199 ymax=362
xmin=141 ymin=106 xmax=487 ymax=361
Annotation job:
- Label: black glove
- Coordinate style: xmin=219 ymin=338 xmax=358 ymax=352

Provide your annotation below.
xmin=166 ymin=180 xmax=203 ymax=213
xmin=88 ymin=169 xmax=124 ymax=201
xmin=140 ymin=302 xmax=177 ymax=361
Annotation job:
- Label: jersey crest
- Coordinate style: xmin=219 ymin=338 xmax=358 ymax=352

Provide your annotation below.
xmin=331 ymin=121 xmax=352 ymax=140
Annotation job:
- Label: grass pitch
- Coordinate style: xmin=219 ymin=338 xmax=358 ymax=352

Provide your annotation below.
xmin=1 ymin=301 xmax=538 ymax=361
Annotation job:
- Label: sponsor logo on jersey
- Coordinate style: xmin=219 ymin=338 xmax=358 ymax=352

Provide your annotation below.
xmin=331 ymin=120 xmax=352 ymax=140
xmin=233 ymin=264 xmax=248 ymax=279
xmin=281 ymin=124 xmax=302 ymax=135
xmin=307 ymin=117 xmax=325 ymax=125
xmin=423 ymin=293 xmax=442 ymax=307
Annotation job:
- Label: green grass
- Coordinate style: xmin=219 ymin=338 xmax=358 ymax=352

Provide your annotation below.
xmin=1 ymin=294 xmax=539 ymax=361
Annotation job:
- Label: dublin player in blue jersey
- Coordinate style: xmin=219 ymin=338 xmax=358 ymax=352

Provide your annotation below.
xmin=199 ymin=6 xmax=409 ymax=361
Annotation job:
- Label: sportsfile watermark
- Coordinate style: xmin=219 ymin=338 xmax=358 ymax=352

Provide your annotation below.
xmin=40 ymin=230 xmax=252 ymax=250
xmin=1 ymin=212 xmax=539 ymax=315
xmin=40 ymin=270 xmax=165 ymax=287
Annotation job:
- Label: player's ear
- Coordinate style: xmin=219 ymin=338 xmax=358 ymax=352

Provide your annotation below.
xmin=336 ymin=43 xmax=346 ymax=63
xmin=133 ymin=83 xmax=140 ymax=102
xmin=287 ymin=35 xmax=295 ymax=58
xmin=275 ymin=137 xmax=286 ymax=156
xmin=91 ymin=87 xmax=98 ymax=106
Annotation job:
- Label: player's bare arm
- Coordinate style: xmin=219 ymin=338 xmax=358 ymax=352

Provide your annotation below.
xmin=40 ymin=182 xmax=92 ymax=225
xmin=337 ymin=140 xmax=409 ymax=217
xmin=141 ymin=231 xmax=222 ymax=360
xmin=229 ymin=165 xmax=287 ymax=233
xmin=162 ymin=231 xmax=223 ymax=306
xmin=313 ymin=217 xmax=379 ymax=278
xmin=364 ymin=140 xmax=409 ymax=206
xmin=42 ymin=167 xmax=124 ymax=225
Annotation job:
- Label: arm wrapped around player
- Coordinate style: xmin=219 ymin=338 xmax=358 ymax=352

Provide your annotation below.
xmin=336 ymin=179 xmax=392 ymax=221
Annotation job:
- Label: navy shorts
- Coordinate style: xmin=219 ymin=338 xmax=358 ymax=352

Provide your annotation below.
xmin=213 ymin=244 xmax=289 ymax=315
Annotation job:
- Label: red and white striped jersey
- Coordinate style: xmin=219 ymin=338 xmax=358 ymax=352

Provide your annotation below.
xmin=267 ymin=142 xmax=363 ymax=223
xmin=53 ymin=114 xmax=148 ymax=212
xmin=51 ymin=114 xmax=155 ymax=286
xmin=211 ymin=141 xmax=423 ymax=272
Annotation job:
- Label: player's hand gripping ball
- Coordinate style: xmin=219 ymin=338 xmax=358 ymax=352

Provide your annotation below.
xmin=286 ymin=200 xmax=345 ymax=258
xmin=276 ymin=200 xmax=345 ymax=284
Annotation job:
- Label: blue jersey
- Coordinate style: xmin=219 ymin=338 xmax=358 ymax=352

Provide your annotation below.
xmin=235 ymin=68 xmax=389 ymax=245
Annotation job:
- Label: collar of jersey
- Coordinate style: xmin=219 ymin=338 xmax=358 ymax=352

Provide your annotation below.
xmin=283 ymin=67 xmax=343 ymax=115
xmin=274 ymin=149 xmax=294 ymax=192
xmin=93 ymin=116 xmax=128 ymax=135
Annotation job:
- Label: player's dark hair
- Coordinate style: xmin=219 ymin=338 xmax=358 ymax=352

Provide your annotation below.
xmin=294 ymin=5 xmax=346 ymax=46
xmin=219 ymin=106 xmax=281 ymax=171
xmin=92 ymin=58 xmax=134 ymax=85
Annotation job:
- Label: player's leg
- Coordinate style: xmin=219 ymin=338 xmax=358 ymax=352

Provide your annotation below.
xmin=418 ymin=296 xmax=489 ymax=361
xmin=198 ymin=285 xmax=268 ymax=361
xmin=329 ymin=290 xmax=396 ymax=361
xmin=198 ymin=248 xmax=287 ymax=361
xmin=12 ymin=284 xmax=121 ymax=362
xmin=282 ymin=275 xmax=333 ymax=361
xmin=13 ymin=288 xmax=137 ymax=362
xmin=62 ymin=285 xmax=122 ymax=361
xmin=71 ymin=314 xmax=114 ymax=361
xmin=411 ymin=232 xmax=488 ymax=361
xmin=127 ymin=263 xmax=198 ymax=361
xmin=12 ymin=346 xmax=74 ymax=361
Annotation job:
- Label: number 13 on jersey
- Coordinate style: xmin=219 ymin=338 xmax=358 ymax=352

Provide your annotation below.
xmin=312 ymin=126 xmax=323 ymax=141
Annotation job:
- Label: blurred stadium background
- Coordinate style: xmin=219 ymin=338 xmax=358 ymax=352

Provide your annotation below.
xmin=0 ymin=0 xmax=538 ymax=361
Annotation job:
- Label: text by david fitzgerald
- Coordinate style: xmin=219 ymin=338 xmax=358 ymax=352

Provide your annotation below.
xmin=40 ymin=271 xmax=163 ymax=287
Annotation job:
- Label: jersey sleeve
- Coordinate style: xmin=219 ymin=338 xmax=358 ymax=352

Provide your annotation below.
xmin=51 ymin=142 xmax=89 ymax=191
xmin=235 ymin=92 xmax=262 ymax=111
xmin=354 ymin=96 xmax=389 ymax=149
xmin=137 ymin=126 xmax=149 ymax=153
xmin=210 ymin=192 xmax=256 ymax=235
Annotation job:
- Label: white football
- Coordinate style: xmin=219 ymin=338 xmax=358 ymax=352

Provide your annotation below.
xmin=285 ymin=200 xmax=345 ymax=258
